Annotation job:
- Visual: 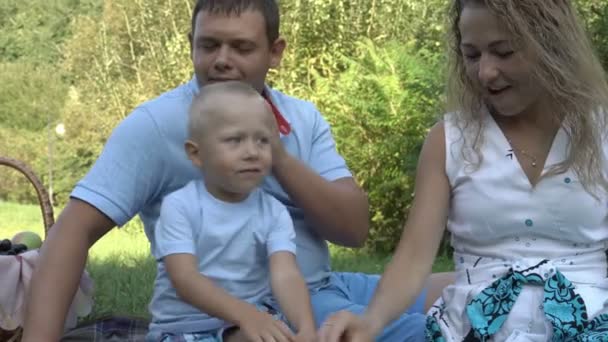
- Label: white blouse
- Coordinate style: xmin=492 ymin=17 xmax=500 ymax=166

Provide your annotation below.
xmin=427 ymin=113 xmax=608 ymax=341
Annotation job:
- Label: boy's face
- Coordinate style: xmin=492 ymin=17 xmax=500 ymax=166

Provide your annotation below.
xmin=188 ymin=95 xmax=274 ymax=202
xmin=190 ymin=10 xmax=285 ymax=93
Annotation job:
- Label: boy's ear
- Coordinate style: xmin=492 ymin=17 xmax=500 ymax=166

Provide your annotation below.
xmin=185 ymin=140 xmax=203 ymax=168
xmin=188 ymin=32 xmax=194 ymax=59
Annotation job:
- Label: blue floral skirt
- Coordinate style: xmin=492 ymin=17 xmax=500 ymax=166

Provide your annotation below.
xmin=426 ymin=252 xmax=608 ymax=341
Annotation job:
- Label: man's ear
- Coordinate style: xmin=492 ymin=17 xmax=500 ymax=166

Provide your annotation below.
xmin=185 ymin=139 xmax=203 ymax=168
xmin=269 ymin=37 xmax=286 ymax=69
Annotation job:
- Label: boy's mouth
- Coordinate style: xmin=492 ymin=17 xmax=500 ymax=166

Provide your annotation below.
xmin=237 ymin=168 xmax=262 ymax=174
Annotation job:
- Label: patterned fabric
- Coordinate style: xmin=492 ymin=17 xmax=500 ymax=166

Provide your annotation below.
xmin=154 ymin=303 xmax=287 ymax=342
xmin=159 ymin=331 xmax=221 ymax=342
xmin=426 ymin=260 xmax=608 ymax=341
xmin=60 ymin=315 xmax=150 ymax=342
xmin=425 ymin=314 xmax=446 ymax=342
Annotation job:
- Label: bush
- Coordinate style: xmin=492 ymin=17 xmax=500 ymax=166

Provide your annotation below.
xmin=0 ymin=62 xmax=66 ymax=132
xmin=0 ymin=126 xmax=49 ymax=203
xmin=2 ymin=0 xmax=607 ymax=256
xmin=310 ymin=39 xmax=445 ymax=254
xmin=576 ymin=0 xmax=608 ymax=69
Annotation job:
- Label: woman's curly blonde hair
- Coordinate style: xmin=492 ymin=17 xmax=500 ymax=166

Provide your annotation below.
xmin=446 ymin=0 xmax=608 ymax=195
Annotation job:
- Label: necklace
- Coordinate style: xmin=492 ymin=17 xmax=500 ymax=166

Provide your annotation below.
xmin=507 ymin=138 xmax=537 ymax=167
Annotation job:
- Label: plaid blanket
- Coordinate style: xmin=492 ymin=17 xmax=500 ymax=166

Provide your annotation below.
xmin=61 ymin=316 xmax=150 ymax=342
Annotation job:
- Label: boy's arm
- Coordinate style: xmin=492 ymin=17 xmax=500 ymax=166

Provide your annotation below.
xmin=269 ymin=251 xmax=316 ymax=336
xmin=265 ymin=203 xmax=315 ymax=338
xmin=164 ymin=253 xmax=267 ymax=326
xmin=164 ymin=254 xmax=294 ymax=342
xmin=22 ymin=199 xmax=115 ymax=342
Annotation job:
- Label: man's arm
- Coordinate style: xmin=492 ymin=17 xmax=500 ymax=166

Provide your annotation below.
xmin=22 ymin=199 xmax=115 ymax=342
xmin=273 ymin=156 xmax=368 ymax=247
xmin=23 ymin=107 xmax=169 ymax=341
xmin=269 ymin=252 xmax=316 ymax=336
xmin=265 ymin=100 xmax=369 ymax=247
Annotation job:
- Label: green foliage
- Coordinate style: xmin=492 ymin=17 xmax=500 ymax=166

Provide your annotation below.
xmin=0 ymin=62 xmax=66 ymax=131
xmin=575 ymin=0 xmax=608 ymax=68
xmin=273 ymin=0 xmax=447 ymax=97
xmin=0 ymin=0 xmax=100 ymax=65
xmin=54 ymin=0 xmax=193 ymax=196
xmin=311 ymin=40 xmax=444 ymax=253
xmin=0 ymin=126 xmax=48 ymax=203
xmin=2 ymin=0 xmax=608 ymax=254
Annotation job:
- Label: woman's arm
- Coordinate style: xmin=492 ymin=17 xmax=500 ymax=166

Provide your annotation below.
xmin=320 ymin=122 xmax=451 ymax=341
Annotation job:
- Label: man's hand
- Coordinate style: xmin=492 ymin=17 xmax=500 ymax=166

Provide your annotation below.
xmin=318 ymin=311 xmax=375 ymax=342
xmin=239 ymin=310 xmax=295 ymax=342
xmin=294 ymin=329 xmax=317 ymax=342
xmin=268 ymin=115 xmax=289 ymax=171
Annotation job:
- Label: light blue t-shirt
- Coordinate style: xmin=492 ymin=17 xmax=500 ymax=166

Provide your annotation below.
xmin=71 ymin=76 xmax=352 ymax=289
xmin=149 ymin=180 xmax=295 ymax=334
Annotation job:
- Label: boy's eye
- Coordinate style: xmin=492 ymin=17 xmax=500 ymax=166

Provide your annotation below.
xmin=257 ymin=137 xmax=270 ymax=144
xmin=226 ymin=137 xmax=241 ymax=143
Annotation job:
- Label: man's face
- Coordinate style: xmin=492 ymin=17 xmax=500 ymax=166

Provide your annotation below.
xmin=190 ymin=10 xmax=285 ymax=93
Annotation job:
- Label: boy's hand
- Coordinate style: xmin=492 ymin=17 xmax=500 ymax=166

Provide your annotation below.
xmin=239 ymin=310 xmax=295 ymax=342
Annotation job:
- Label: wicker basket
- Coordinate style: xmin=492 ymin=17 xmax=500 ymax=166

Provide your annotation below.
xmin=0 ymin=156 xmax=55 ymax=342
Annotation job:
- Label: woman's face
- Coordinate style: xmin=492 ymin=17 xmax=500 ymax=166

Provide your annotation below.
xmin=459 ymin=3 xmax=544 ymax=117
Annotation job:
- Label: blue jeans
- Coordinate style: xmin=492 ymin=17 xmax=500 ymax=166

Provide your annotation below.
xmin=310 ymin=272 xmax=427 ymax=342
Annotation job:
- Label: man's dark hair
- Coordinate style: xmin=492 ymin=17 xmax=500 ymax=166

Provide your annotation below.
xmin=191 ymin=0 xmax=280 ymax=44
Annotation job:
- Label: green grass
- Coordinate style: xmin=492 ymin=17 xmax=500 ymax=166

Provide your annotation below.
xmin=0 ymin=201 xmax=453 ymax=321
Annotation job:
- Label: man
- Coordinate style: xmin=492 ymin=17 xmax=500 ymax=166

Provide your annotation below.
xmin=23 ymin=1 xmax=451 ymax=341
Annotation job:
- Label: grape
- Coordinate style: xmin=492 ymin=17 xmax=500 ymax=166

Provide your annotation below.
xmin=0 ymin=239 xmax=11 ymax=252
xmin=12 ymin=243 xmax=28 ymax=254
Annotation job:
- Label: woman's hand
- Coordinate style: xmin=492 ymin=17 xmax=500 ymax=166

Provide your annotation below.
xmin=318 ymin=311 xmax=375 ymax=342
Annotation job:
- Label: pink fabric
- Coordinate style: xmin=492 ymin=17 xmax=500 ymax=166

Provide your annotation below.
xmin=0 ymin=250 xmax=93 ymax=331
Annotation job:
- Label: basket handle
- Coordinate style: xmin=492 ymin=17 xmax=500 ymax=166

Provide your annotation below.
xmin=0 ymin=156 xmax=55 ymax=236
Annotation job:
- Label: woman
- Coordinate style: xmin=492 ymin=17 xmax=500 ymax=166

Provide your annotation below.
xmin=319 ymin=0 xmax=608 ymax=341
